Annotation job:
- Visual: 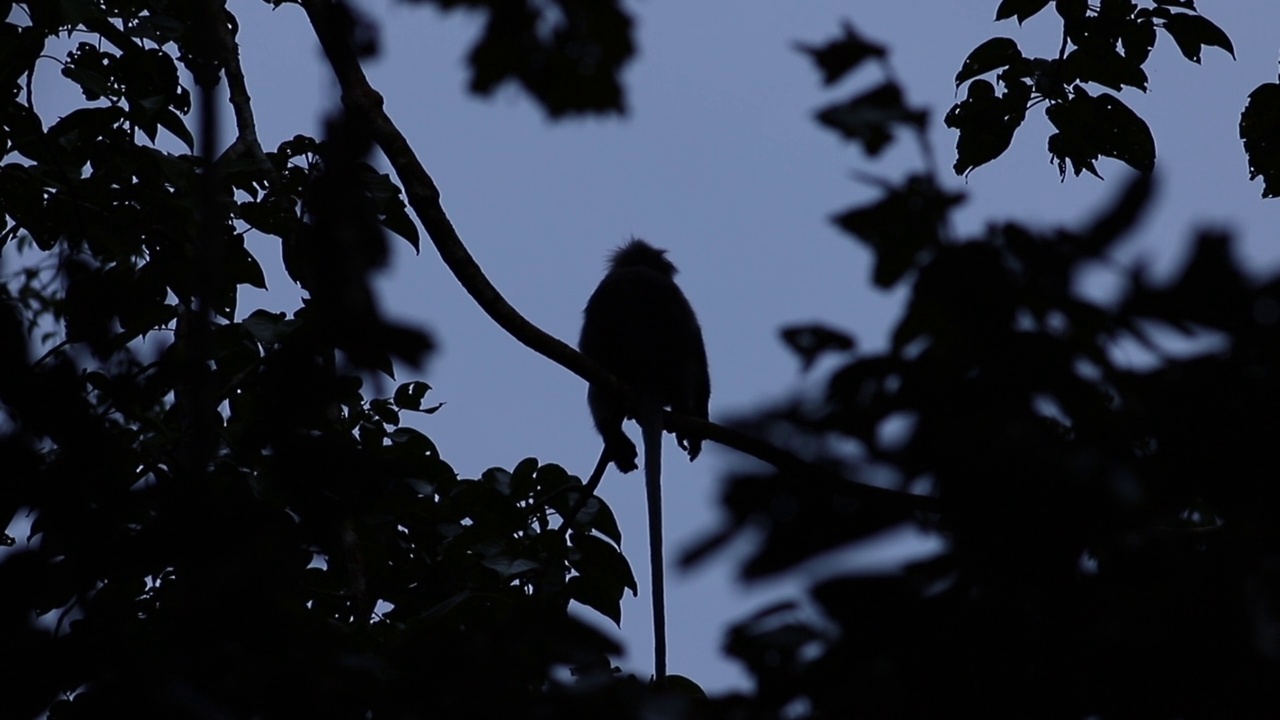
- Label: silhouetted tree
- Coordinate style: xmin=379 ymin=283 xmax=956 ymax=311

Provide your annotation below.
xmin=2 ymin=1 xmax=1277 ymax=718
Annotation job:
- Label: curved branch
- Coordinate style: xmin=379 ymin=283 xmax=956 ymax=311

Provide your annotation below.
xmin=302 ymin=0 xmax=594 ymax=380
xmin=299 ymin=0 xmax=939 ymax=515
xmin=205 ymin=0 xmax=273 ymax=175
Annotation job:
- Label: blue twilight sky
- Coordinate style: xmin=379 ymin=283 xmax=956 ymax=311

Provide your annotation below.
xmin=37 ymin=0 xmax=1280 ymax=690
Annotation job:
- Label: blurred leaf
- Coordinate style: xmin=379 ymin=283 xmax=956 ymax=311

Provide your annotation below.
xmin=833 ymin=175 xmax=964 ymax=288
xmin=796 ymin=20 xmax=886 ymax=86
xmin=462 ymin=0 xmax=636 ymax=118
xmin=780 ymin=324 xmax=856 ymax=371
xmin=815 ymin=83 xmax=926 ymax=156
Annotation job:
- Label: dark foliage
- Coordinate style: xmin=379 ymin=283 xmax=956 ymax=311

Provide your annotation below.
xmin=0 ymin=1 xmax=652 ymax=717
xmin=404 ymin=0 xmax=635 ymax=118
xmin=690 ymin=19 xmax=1280 ymax=719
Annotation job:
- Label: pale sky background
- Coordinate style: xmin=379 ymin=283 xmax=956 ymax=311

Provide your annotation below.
xmin=34 ymin=0 xmax=1280 ymax=691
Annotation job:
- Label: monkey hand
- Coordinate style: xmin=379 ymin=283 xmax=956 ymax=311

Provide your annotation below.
xmin=677 ymin=435 xmax=702 ymax=462
xmin=608 ymin=436 xmax=639 ymax=473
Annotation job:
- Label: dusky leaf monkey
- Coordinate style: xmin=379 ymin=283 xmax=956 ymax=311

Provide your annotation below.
xmin=575 ymin=238 xmax=710 ymax=681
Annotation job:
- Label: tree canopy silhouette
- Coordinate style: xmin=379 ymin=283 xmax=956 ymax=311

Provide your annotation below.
xmin=2 ymin=1 xmax=1278 ymax=718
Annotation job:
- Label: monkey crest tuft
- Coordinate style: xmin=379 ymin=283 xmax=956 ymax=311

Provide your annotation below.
xmin=609 ymin=238 xmax=678 ymax=276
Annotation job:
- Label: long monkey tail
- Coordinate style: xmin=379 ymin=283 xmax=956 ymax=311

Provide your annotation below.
xmin=639 ymin=403 xmax=666 ymax=682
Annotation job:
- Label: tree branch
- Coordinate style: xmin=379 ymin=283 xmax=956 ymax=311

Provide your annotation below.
xmin=299 ymin=0 xmax=938 ymax=515
xmin=206 ymin=0 xmax=273 ymax=176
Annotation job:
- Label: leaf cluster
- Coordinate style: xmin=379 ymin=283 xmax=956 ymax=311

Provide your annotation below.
xmin=949 ymin=0 xmax=1238 ymax=179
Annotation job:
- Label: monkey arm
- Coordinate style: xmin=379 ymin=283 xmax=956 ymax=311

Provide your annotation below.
xmin=587 ymin=385 xmax=639 ymax=473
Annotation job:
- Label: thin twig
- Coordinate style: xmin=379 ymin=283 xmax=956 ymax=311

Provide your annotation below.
xmin=32 ymin=339 xmax=70 ymax=367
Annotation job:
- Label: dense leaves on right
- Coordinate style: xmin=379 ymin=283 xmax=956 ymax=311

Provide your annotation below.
xmin=692 ymin=17 xmax=1280 ymax=718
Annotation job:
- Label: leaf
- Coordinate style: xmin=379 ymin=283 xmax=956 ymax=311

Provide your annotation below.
xmin=481 ymin=467 xmax=514 ymax=497
xmin=795 ymin=20 xmax=886 ymax=86
xmin=1045 ymin=88 xmax=1154 ymax=178
xmin=387 ymin=426 xmax=434 ymax=455
xmin=277 ymin=134 xmax=319 ymax=159
xmin=60 ymin=64 xmax=114 ymax=102
xmin=588 ymin=498 xmax=623 ymax=548
xmin=1063 ymin=45 xmax=1148 ymax=92
xmin=370 ymin=398 xmax=400 ymax=426
xmin=128 ymin=14 xmax=185 ymax=44
xmin=1080 ymin=172 xmax=1154 ymax=254
xmin=1098 ymin=0 xmax=1138 ymax=20
xmin=239 ymin=196 xmax=300 ymax=239
xmin=465 ymin=0 xmax=636 ymax=118
xmin=1240 ymin=82 xmax=1280 ymax=198
xmin=995 ymin=0 xmax=1052 ymax=23
xmin=663 ymin=675 xmax=707 ymax=699
xmin=1161 ymin=13 xmax=1235 ymax=64
xmin=567 ymin=575 xmax=623 ymax=626
xmin=47 ymin=105 xmax=126 ymax=138
xmin=1120 ymin=17 xmax=1157 ymax=65
xmin=393 ymin=380 xmax=431 ymax=411
xmin=1121 ymin=231 xmax=1249 ymax=330
xmin=155 ymin=107 xmax=194 ymax=151
xmin=833 ymin=176 xmax=964 ymax=288
xmin=228 ymin=244 xmax=268 ymax=290
xmin=944 ymin=79 xmax=1024 ymax=176
xmin=241 ymin=310 xmax=292 ymax=344
xmin=1055 ymin=0 xmax=1088 ymax=24
xmin=814 ymin=83 xmax=926 ymax=156
xmin=1085 ymin=92 xmax=1155 ymax=174
xmin=510 ymin=457 xmax=540 ymax=499
xmin=379 ymin=207 xmax=419 ymax=253
xmin=569 ymin=532 xmax=637 ymax=596
xmin=481 ymin=555 xmax=540 ymax=579
xmin=955 ymin=37 xmax=1022 ymax=88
